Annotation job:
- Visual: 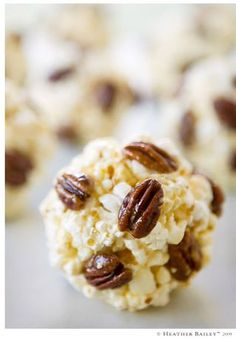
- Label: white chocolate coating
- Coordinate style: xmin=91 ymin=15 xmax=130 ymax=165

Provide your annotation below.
xmin=41 ymin=136 xmax=219 ymax=311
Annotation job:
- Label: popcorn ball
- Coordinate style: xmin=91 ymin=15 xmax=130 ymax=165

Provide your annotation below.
xmin=151 ymin=5 xmax=236 ymax=98
xmin=5 ymin=80 xmax=55 ymax=219
xmin=30 ymin=61 xmax=135 ymax=143
xmin=161 ymin=55 xmax=236 ymax=190
xmin=40 ymin=136 xmax=223 ymax=311
xmin=194 ymin=5 xmax=236 ymax=52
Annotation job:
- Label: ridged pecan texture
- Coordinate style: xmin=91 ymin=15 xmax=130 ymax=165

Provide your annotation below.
xmin=84 ymin=253 xmax=132 ymax=290
xmin=123 ymin=141 xmax=178 ymax=173
xmin=118 ymin=179 xmax=164 ymax=238
xmin=167 ymin=229 xmax=202 ymax=281
xmin=55 ymin=173 xmax=94 ymax=210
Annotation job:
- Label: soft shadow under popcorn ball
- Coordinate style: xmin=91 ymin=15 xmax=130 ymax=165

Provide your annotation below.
xmin=40 ymin=137 xmax=224 ymax=311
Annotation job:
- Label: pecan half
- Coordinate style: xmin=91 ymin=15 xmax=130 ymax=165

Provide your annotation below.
xmin=193 ymin=170 xmax=224 ymax=217
xmin=5 ymin=150 xmax=33 ymax=186
xmin=229 ymin=150 xmax=236 ymax=171
xmin=56 ymin=125 xmax=78 ymax=143
xmin=118 ymin=179 xmax=164 ymax=238
xmin=84 ymin=253 xmax=132 ymax=290
xmin=123 ymin=142 xmax=178 ymax=173
xmin=180 ymin=59 xmax=198 ymax=74
xmin=214 ymin=97 xmax=236 ymax=130
xmin=232 ymin=76 xmax=236 ymax=88
xmin=179 ymin=111 xmax=196 ymax=147
xmin=167 ymin=229 xmax=202 ymax=281
xmin=9 ymin=32 xmax=22 ymax=44
xmin=48 ymin=66 xmax=75 ymax=82
xmin=208 ymin=178 xmax=225 ymax=217
xmin=94 ymin=81 xmax=117 ymax=111
xmin=55 ymin=173 xmax=94 ymax=210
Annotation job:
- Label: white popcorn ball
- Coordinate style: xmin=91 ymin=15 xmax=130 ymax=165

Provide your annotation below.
xmin=41 ymin=136 xmax=223 ymax=311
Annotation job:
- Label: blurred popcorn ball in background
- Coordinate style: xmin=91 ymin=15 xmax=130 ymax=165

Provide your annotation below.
xmin=5 ymin=80 xmax=55 ymax=219
xmin=159 ymin=55 xmax=236 ymax=190
xmin=151 ymin=5 xmax=236 ymax=98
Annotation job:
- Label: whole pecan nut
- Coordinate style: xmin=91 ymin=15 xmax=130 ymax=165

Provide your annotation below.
xmin=118 ymin=179 xmax=164 ymax=238
xmin=167 ymin=229 xmax=202 ymax=281
xmin=94 ymin=81 xmax=117 ymax=111
xmin=229 ymin=150 xmax=236 ymax=171
xmin=232 ymin=76 xmax=236 ymax=88
xmin=84 ymin=253 xmax=132 ymax=290
xmin=55 ymin=173 xmax=94 ymax=210
xmin=192 ymin=170 xmax=224 ymax=217
xmin=214 ymin=97 xmax=236 ymax=130
xmin=56 ymin=125 xmax=78 ymax=143
xmin=123 ymin=141 xmax=178 ymax=173
xmin=5 ymin=150 xmax=33 ymax=186
xmin=179 ymin=111 xmax=196 ymax=147
xmin=208 ymin=178 xmax=225 ymax=217
xmin=48 ymin=66 xmax=75 ymax=82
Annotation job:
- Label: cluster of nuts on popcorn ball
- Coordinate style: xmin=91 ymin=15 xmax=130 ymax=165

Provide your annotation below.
xmin=41 ymin=137 xmax=224 ymax=311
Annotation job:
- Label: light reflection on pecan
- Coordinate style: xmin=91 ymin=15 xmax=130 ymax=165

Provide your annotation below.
xmin=123 ymin=141 xmax=178 ymax=173
xmin=84 ymin=253 xmax=132 ymax=290
xmin=55 ymin=173 xmax=94 ymax=210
